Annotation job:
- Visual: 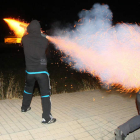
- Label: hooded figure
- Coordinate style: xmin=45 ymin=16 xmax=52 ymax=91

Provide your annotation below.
xmin=22 ymin=20 xmax=48 ymax=72
xmin=21 ymin=20 xmax=56 ymax=124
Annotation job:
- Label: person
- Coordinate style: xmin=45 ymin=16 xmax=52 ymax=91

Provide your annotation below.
xmin=21 ymin=20 xmax=56 ymax=124
xmin=114 ymin=91 xmax=140 ymax=140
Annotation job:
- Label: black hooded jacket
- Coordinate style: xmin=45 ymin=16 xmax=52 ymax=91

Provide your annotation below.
xmin=22 ymin=20 xmax=48 ymax=72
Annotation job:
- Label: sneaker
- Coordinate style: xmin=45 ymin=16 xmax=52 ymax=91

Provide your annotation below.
xmin=114 ymin=128 xmax=126 ymax=140
xmin=21 ymin=107 xmax=31 ymax=112
xmin=42 ymin=118 xmax=56 ymax=124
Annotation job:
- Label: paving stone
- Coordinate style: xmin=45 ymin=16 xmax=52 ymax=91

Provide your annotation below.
xmin=0 ymin=90 xmax=139 ymax=140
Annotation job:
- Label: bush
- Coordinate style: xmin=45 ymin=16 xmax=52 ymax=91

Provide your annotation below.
xmin=0 ymin=44 xmax=100 ymax=99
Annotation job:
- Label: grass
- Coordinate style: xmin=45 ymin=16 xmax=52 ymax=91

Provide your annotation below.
xmin=0 ymin=43 xmax=100 ymax=99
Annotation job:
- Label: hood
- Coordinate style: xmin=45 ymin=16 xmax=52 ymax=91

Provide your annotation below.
xmin=27 ymin=20 xmax=41 ymax=34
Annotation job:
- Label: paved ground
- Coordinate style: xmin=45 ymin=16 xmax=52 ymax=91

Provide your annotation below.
xmin=0 ymin=89 xmax=140 ymax=140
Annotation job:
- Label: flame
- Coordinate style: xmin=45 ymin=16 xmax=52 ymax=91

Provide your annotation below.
xmin=46 ymin=29 xmax=140 ymax=93
xmin=3 ymin=18 xmax=28 ymax=37
xmin=4 ymin=37 xmax=21 ymax=44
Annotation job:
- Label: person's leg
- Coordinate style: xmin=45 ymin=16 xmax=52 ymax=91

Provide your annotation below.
xmin=118 ymin=115 xmax=140 ymax=136
xmin=136 ymin=91 xmax=140 ymax=115
xmin=115 ymin=92 xmax=140 ymax=139
xmin=21 ymin=74 xmax=35 ymax=110
xmin=36 ymin=73 xmax=52 ymax=122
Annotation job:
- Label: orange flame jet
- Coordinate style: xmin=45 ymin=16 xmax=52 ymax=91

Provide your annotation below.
xmin=4 ymin=18 xmax=28 ymax=37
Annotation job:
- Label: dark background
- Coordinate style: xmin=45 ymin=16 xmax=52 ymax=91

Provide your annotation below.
xmin=0 ymin=0 xmax=140 ymax=96
xmin=0 ymin=0 xmax=140 ymax=42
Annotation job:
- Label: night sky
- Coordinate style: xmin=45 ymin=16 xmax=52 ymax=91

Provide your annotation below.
xmin=0 ymin=0 xmax=140 ymax=42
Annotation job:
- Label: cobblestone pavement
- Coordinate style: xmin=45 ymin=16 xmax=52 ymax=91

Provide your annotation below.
xmin=0 ymin=90 xmax=140 ymax=140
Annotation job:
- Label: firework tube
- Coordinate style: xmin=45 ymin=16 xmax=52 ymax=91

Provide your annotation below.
xmin=41 ymin=33 xmax=48 ymax=38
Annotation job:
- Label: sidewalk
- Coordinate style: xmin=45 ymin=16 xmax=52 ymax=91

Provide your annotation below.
xmin=0 ymin=90 xmax=140 ymax=140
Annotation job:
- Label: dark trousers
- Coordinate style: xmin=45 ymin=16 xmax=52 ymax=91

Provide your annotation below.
xmin=21 ymin=71 xmax=51 ymax=121
xmin=119 ymin=92 xmax=140 ymax=136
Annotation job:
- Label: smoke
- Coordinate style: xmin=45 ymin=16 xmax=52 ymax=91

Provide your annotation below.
xmin=50 ymin=3 xmax=140 ymax=90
